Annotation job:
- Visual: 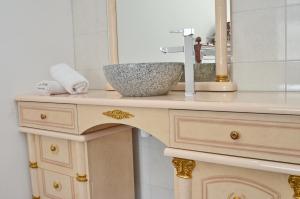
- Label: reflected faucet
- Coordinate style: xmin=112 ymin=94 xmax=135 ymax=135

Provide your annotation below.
xmin=160 ymin=28 xmax=195 ymax=97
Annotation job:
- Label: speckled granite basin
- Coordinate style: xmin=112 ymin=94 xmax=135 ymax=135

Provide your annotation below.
xmin=103 ymin=62 xmax=184 ymax=97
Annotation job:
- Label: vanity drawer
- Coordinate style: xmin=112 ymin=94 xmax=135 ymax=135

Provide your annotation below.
xmin=189 ymin=162 xmax=291 ymax=199
xmin=38 ymin=169 xmax=75 ymax=199
xmin=19 ymin=102 xmax=78 ymax=134
xmin=37 ymin=136 xmax=74 ymax=171
xmin=170 ymin=110 xmax=300 ymax=163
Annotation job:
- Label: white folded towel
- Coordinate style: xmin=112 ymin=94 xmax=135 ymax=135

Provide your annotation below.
xmin=50 ymin=63 xmax=89 ymax=94
xmin=36 ymin=80 xmax=67 ymax=96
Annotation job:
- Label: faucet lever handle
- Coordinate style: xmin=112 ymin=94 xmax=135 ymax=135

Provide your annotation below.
xmin=170 ymin=28 xmax=195 ymax=36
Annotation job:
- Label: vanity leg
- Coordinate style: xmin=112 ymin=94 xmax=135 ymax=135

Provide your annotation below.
xmin=289 ymin=175 xmax=300 ymax=199
xmin=74 ymin=142 xmax=90 ymax=199
xmin=172 ymin=158 xmax=196 ymax=199
xmin=26 ymin=134 xmax=40 ymax=199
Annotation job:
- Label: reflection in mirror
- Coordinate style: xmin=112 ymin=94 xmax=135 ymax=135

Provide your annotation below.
xmin=116 ymin=0 xmax=231 ymax=82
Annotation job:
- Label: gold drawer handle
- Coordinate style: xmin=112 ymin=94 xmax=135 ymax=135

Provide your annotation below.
xmin=230 ymin=131 xmax=240 ymax=140
xmin=53 ymin=181 xmax=62 ymax=191
xmin=76 ymin=173 xmax=88 ymax=182
xmin=40 ymin=114 xmax=47 ymax=120
xmin=102 ymin=109 xmax=134 ymax=120
xmin=50 ymin=144 xmax=59 ymax=153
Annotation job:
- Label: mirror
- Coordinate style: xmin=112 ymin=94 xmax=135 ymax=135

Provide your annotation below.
xmin=116 ymin=0 xmax=231 ymax=83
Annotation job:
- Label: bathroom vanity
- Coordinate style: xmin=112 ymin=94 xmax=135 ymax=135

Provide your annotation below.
xmin=16 ymin=90 xmax=300 ymax=199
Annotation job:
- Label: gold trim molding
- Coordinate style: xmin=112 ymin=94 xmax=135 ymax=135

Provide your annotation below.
xmin=172 ymin=157 xmax=196 ymax=179
xmin=216 ymin=75 xmax=229 ymax=82
xmin=29 ymin=161 xmax=38 ymax=169
xmin=289 ymin=175 xmax=300 ymax=199
xmin=103 ymin=110 xmax=134 ymax=120
xmin=76 ymin=174 xmax=88 ymax=182
xmin=32 ymin=195 xmax=40 ymax=199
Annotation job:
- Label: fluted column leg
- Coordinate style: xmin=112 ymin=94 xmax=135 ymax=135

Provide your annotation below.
xmin=172 ymin=158 xmax=196 ymax=199
xmin=289 ymin=175 xmax=300 ymax=199
xmin=74 ymin=142 xmax=89 ymax=199
xmin=27 ymin=134 xmax=40 ymax=199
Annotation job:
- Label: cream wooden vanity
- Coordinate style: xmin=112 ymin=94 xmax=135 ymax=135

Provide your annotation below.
xmin=16 ymin=91 xmax=300 ymax=199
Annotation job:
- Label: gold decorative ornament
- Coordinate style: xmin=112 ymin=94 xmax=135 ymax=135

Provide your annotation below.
xmin=289 ymin=175 xmax=300 ymax=199
xmin=40 ymin=114 xmax=47 ymax=120
xmin=76 ymin=173 xmax=88 ymax=182
xmin=230 ymin=131 xmax=240 ymax=140
xmin=29 ymin=161 xmax=38 ymax=169
xmin=172 ymin=157 xmax=196 ymax=179
xmin=32 ymin=196 xmax=40 ymax=199
xmin=50 ymin=144 xmax=58 ymax=153
xmin=102 ymin=109 xmax=134 ymax=120
xmin=216 ymin=75 xmax=229 ymax=82
xmin=53 ymin=181 xmax=62 ymax=191
xmin=227 ymin=193 xmax=244 ymax=199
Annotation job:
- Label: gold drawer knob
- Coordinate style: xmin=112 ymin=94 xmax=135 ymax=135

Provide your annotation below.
xmin=50 ymin=144 xmax=58 ymax=153
xmin=40 ymin=114 xmax=47 ymax=120
xmin=53 ymin=181 xmax=62 ymax=191
xmin=230 ymin=131 xmax=240 ymax=140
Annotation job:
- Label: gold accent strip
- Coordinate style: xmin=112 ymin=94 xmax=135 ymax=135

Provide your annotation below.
xmin=172 ymin=157 xmax=196 ymax=179
xmin=29 ymin=161 xmax=38 ymax=169
xmin=102 ymin=109 xmax=134 ymax=120
xmin=32 ymin=196 xmax=40 ymax=199
xmin=216 ymin=75 xmax=229 ymax=82
xmin=289 ymin=175 xmax=300 ymax=199
xmin=76 ymin=174 xmax=88 ymax=182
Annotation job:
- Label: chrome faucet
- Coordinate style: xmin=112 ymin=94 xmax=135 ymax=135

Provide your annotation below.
xmin=160 ymin=28 xmax=195 ymax=97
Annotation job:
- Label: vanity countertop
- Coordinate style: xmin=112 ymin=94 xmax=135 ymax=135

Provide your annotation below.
xmin=16 ymin=90 xmax=300 ymax=115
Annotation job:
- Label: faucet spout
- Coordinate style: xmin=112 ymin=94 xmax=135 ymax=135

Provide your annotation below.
xmin=160 ymin=46 xmax=184 ymax=54
xmin=160 ymin=28 xmax=195 ymax=97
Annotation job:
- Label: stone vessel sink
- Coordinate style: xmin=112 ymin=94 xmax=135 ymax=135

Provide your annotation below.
xmin=103 ymin=62 xmax=184 ymax=97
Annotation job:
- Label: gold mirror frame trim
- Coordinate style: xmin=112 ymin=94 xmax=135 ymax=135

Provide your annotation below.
xmin=32 ymin=196 xmax=40 ymax=199
xmin=172 ymin=157 xmax=196 ymax=179
xmin=289 ymin=175 xmax=300 ymax=199
xmin=216 ymin=75 xmax=229 ymax=82
xmin=103 ymin=110 xmax=134 ymax=120
xmin=76 ymin=174 xmax=88 ymax=182
xmin=29 ymin=161 xmax=38 ymax=169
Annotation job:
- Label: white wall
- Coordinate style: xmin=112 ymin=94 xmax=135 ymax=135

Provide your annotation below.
xmin=0 ymin=0 xmax=74 ymax=198
xmin=133 ymin=131 xmax=174 ymax=199
xmin=232 ymin=0 xmax=300 ymax=91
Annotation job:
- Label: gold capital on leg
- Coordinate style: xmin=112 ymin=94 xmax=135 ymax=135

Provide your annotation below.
xmin=289 ymin=175 xmax=300 ymax=199
xmin=172 ymin=157 xmax=196 ymax=179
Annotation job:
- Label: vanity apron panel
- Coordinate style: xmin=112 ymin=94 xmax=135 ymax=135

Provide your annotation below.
xmin=19 ymin=102 xmax=78 ymax=134
xmin=77 ymin=105 xmax=170 ymax=145
xmin=170 ymin=110 xmax=300 ymax=164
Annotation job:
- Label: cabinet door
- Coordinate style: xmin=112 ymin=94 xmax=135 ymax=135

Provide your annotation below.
xmin=174 ymin=162 xmax=293 ymax=199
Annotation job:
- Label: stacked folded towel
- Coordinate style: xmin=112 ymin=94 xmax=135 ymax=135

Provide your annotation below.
xmin=36 ymin=80 xmax=67 ymax=96
xmin=35 ymin=63 xmax=89 ymax=95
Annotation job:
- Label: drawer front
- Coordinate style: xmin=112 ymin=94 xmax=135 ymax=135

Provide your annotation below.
xmin=188 ymin=162 xmax=292 ymax=199
xmin=37 ymin=136 xmax=73 ymax=169
xmin=39 ymin=169 xmax=75 ymax=199
xmin=19 ymin=102 xmax=78 ymax=134
xmin=170 ymin=110 xmax=300 ymax=163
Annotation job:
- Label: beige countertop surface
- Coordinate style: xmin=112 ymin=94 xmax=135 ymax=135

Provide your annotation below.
xmin=16 ymin=90 xmax=300 ymax=115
